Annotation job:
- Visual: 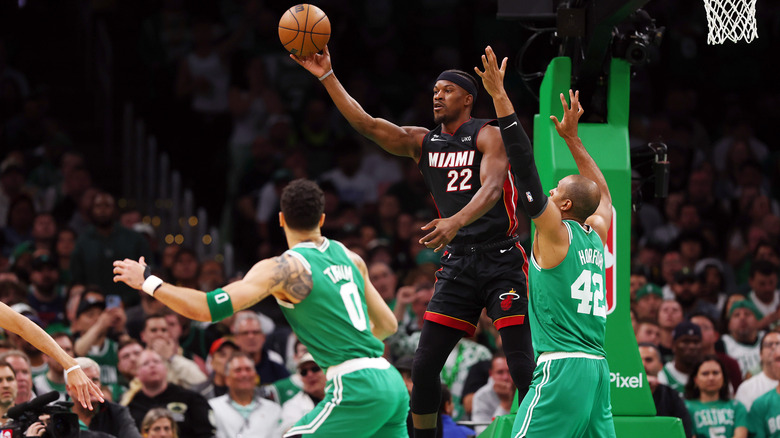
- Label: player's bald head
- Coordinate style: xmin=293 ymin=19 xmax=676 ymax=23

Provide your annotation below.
xmin=560 ymin=175 xmax=600 ymax=223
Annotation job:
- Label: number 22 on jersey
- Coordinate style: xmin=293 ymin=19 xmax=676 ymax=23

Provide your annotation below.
xmin=571 ymin=269 xmax=607 ymax=318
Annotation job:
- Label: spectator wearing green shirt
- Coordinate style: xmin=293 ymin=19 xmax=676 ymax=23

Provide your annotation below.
xmin=684 ymin=355 xmax=748 ymax=438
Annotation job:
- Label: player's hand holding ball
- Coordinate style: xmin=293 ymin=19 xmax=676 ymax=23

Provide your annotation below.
xmin=279 ymin=4 xmax=333 ymax=78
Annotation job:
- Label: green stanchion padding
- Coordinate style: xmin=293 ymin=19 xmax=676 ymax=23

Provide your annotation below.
xmin=477 ymin=415 xmax=685 ymax=438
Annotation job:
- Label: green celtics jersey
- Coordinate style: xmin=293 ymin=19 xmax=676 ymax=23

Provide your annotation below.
xmin=748 ymin=388 xmax=780 ymax=438
xmin=280 ymin=238 xmax=385 ymax=369
xmin=685 ymin=399 xmax=747 ymax=438
xmin=528 ymin=220 xmax=607 ymax=358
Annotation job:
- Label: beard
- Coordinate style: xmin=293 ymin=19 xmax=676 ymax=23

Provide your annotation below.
xmin=433 ymin=112 xmax=449 ymax=126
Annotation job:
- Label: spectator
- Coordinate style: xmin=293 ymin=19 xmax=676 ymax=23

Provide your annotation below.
xmin=198 ymin=259 xmax=225 ymax=291
xmin=0 ymin=160 xmax=30 ymax=229
xmin=66 ymin=357 xmax=142 ymax=438
xmin=638 ymin=343 xmax=693 ymax=438
xmin=746 ymin=260 xmax=780 ymax=330
xmin=280 ymin=353 xmax=326 ymax=433
xmin=747 ymin=344 xmax=780 ymax=436
xmin=670 ymin=267 xmax=719 ymax=321
xmin=368 ymin=261 xmax=399 ymax=306
xmin=125 ymin=285 xmax=167 ymax=341
xmin=634 ymin=283 xmax=663 ymax=322
xmin=33 ymin=332 xmax=73 ymax=401
xmin=658 ymin=321 xmax=703 ymax=392
xmin=269 ymin=339 xmax=307 ymax=404
xmin=164 ymin=311 xmax=208 ymax=365
xmin=69 ymin=191 xmax=151 ymax=307
xmin=735 ymin=332 xmax=780 ymax=411
xmin=660 ymin=251 xmax=684 ymax=299
xmin=0 ymin=359 xmax=17 ymax=426
xmin=5 ymin=309 xmax=47 ymax=377
xmin=439 ymin=383 xmax=476 ymax=438
xmin=635 ymin=319 xmax=662 ymax=346
xmin=694 ymin=258 xmax=732 ymax=308
xmin=26 ymin=252 xmax=66 ymax=327
xmin=722 ymin=300 xmax=764 ymax=379
xmin=170 ymin=248 xmax=199 ymax=290
xmin=12 ymin=212 xmax=57 ymax=261
xmin=140 ymin=408 xmax=178 ymax=438
xmin=471 ymin=352 xmax=515 ymax=435
xmin=630 ymin=268 xmax=649 ymax=301
xmin=71 ymin=293 xmax=125 ymax=399
xmin=319 ymin=137 xmax=379 ymax=210
xmin=139 ymin=313 xmax=206 ymax=390
xmin=683 ymin=355 xmax=748 ymax=438
xmin=116 ymin=338 xmax=143 ymax=389
xmin=658 ymin=299 xmax=685 ymax=361
xmin=194 ymin=336 xmax=238 ymax=400
xmin=0 ymin=350 xmax=33 ymax=404
xmin=231 ymin=311 xmax=288 ymax=385
xmin=125 ymin=349 xmax=215 ymax=438
xmin=689 ymin=313 xmax=742 ymax=392
xmin=209 ymin=352 xmax=282 ymax=437
xmin=1 ymin=194 xmax=35 ymax=258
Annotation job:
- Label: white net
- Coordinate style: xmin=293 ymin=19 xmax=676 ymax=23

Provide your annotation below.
xmin=703 ymin=0 xmax=758 ymax=44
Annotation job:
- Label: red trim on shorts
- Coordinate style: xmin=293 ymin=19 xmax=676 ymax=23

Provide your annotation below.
xmin=493 ymin=315 xmax=525 ymax=330
xmin=516 ymin=242 xmax=530 ymax=298
xmin=424 ymin=311 xmax=477 ymax=336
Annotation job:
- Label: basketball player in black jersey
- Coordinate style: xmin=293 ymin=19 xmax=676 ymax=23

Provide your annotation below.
xmin=293 ymin=46 xmax=534 ymax=438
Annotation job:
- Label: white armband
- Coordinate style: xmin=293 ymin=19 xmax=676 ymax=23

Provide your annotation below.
xmin=318 ymin=69 xmax=333 ymax=81
xmin=142 ymin=275 xmax=164 ymax=296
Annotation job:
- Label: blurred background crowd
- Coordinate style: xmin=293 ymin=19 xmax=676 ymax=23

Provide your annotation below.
xmin=0 ymin=0 xmax=779 ymax=436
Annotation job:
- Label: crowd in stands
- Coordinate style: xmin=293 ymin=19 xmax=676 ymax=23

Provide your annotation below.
xmin=0 ymin=0 xmax=779 ymax=437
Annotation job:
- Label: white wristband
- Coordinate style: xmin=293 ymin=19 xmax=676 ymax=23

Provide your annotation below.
xmin=64 ymin=364 xmax=81 ymax=377
xmin=318 ymin=69 xmax=333 ymax=81
xmin=142 ymin=275 xmax=164 ymax=296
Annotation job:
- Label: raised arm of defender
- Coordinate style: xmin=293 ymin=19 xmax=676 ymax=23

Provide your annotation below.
xmin=550 ymin=90 xmax=613 ymax=243
xmin=291 ymin=46 xmax=427 ymax=160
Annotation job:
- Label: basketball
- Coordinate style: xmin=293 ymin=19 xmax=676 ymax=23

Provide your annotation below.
xmin=278 ymin=4 xmax=331 ymax=57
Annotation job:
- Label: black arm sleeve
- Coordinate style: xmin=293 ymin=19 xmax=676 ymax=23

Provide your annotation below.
xmin=497 ymin=113 xmax=548 ymax=219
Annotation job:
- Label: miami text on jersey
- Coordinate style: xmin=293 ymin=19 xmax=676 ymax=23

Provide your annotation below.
xmin=428 ymin=150 xmax=476 ymax=168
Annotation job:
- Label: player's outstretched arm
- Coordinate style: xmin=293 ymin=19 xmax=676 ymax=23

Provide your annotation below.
xmin=291 ymin=46 xmax=427 ymax=160
xmin=475 ymin=46 xmax=557 ymax=236
xmin=113 ymin=255 xmax=312 ymax=322
xmin=550 ymin=90 xmax=612 ymax=242
xmin=348 ymin=250 xmax=397 ymax=340
xmin=0 ymin=303 xmax=104 ymax=409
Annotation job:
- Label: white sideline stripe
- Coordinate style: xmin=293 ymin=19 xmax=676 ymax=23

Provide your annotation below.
xmin=284 ymin=374 xmax=343 ymax=436
xmin=516 ymin=359 xmax=552 ymax=438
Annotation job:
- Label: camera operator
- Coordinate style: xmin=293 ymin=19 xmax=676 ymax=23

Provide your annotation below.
xmin=0 ymin=301 xmax=103 ymax=410
xmin=62 ymin=358 xmax=140 ymax=438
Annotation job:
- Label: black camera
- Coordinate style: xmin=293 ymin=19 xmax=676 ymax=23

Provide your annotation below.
xmin=612 ymin=9 xmax=664 ymax=66
xmin=1 ymin=392 xmax=79 ymax=438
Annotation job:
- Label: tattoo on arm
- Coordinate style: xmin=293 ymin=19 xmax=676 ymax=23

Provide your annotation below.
xmin=270 ymin=253 xmax=313 ymax=301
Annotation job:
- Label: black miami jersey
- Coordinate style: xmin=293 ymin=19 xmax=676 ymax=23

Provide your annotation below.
xmin=418 ymin=118 xmax=520 ymax=244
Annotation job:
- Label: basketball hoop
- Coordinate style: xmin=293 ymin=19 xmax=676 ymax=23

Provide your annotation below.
xmin=703 ymin=0 xmax=758 ymax=44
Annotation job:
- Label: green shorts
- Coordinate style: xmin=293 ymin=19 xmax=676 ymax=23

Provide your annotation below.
xmin=283 ymin=363 xmax=409 ymax=437
xmin=512 ymin=354 xmax=616 ymax=438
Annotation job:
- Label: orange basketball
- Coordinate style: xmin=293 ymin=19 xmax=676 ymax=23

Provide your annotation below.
xmin=278 ymin=4 xmax=331 ymax=57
